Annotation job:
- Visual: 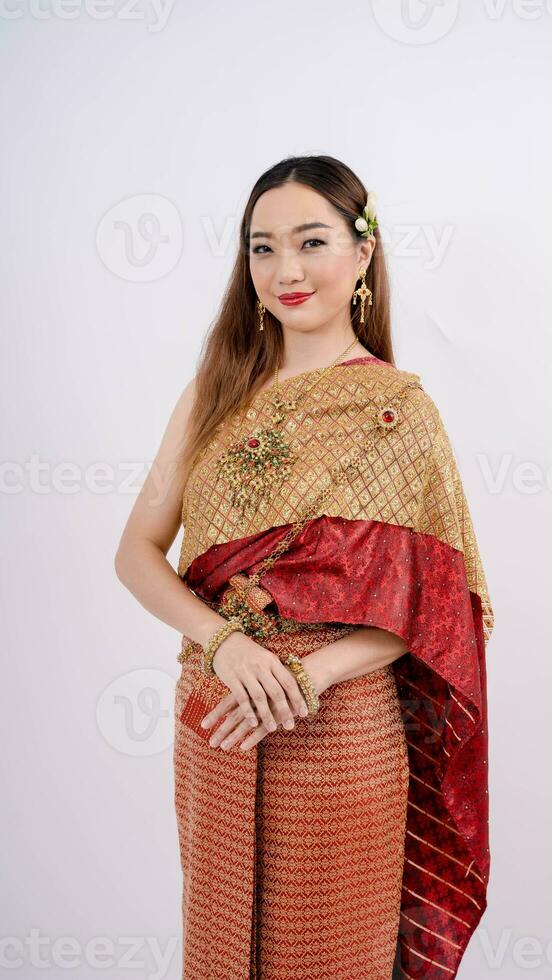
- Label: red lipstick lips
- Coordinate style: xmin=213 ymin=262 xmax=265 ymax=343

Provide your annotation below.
xmin=278 ymin=292 xmax=315 ymax=306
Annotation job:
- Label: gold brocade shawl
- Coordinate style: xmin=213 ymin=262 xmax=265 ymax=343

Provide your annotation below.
xmin=177 ymin=361 xmax=494 ymax=644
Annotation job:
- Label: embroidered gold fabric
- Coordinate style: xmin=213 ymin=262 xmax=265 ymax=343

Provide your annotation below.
xmin=177 ymin=362 xmax=493 ymax=643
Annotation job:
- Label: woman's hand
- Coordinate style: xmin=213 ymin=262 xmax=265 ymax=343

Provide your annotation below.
xmin=201 ymin=631 xmax=309 ymax=735
xmin=201 ymin=648 xmax=332 ymax=753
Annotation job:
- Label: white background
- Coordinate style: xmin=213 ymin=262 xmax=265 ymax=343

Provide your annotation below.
xmin=2 ymin=1 xmax=550 ymax=977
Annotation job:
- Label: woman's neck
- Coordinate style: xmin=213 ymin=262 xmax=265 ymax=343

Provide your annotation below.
xmin=276 ymin=338 xmax=372 ymax=382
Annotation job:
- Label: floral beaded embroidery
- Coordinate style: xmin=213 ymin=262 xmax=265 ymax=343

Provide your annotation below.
xmin=215 ymin=424 xmax=296 ymax=521
xmin=215 ymin=389 xmax=311 ymax=522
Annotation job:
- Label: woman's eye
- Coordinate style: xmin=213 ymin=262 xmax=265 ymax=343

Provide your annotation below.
xmin=251 ymin=238 xmax=325 ymax=255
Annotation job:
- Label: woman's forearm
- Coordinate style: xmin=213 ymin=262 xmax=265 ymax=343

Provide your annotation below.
xmin=305 ymin=625 xmax=409 ymax=689
xmin=115 ymin=540 xmax=228 ymax=648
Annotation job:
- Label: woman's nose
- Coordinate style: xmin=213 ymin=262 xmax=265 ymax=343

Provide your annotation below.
xmin=277 ymin=262 xmax=306 ymax=284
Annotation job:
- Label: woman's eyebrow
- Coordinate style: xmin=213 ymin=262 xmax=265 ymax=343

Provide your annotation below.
xmin=250 ymin=221 xmax=333 ymax=241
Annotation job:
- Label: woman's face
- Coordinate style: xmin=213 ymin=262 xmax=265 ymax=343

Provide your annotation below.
xmin=248 ymin=182 xmax=374 ymax=331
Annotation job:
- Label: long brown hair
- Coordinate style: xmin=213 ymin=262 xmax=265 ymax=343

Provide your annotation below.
xmin=177 ymin=154 xmax=394 ymax=488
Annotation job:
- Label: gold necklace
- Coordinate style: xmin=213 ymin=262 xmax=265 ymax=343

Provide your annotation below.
xmin=216 ymin=337 xmax=360 ymax=524
xmin=273 ymin=336 xmax=360 ymax=392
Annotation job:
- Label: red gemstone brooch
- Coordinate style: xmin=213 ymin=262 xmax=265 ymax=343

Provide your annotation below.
xmin=375 ymin=403 xmax=400 ymax=430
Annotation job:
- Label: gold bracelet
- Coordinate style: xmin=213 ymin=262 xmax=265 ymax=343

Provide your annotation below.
xmin=284 ymin=652 xmax=320 ymax=715
xmin=203 ymin=617 xmax=245 ymax=677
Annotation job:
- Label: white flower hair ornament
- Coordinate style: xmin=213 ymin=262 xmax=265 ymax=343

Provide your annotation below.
xmin=354 ymin=191 xmax=378 ymax=237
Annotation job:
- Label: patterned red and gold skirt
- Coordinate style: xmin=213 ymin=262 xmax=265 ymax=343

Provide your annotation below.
xmin=173 ymin=589 xmax=410 ymax=979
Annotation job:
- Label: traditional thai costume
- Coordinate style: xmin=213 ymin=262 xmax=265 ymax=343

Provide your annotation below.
xmin=173 ymin=354 xmax=493 ymax=979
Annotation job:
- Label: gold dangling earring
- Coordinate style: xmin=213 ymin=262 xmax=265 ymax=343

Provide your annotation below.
xmin=256 ymin=299 xmax=266 ymax=331
xmin=352 ymin=267 xmax=373 ymax=324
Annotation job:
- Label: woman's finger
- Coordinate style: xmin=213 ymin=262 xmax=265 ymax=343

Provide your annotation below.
xmin=239 ymin=721 xmax=271 ymax=751
xmin=240 ymin=673 xmax=281 ymax=731
xmin=201 ymin=681 xmax=258 ymax=730
xmin=217 ymin=713 xmax=263 ymax=751
xmin=207 ymin=706 xmax=242 ymax=746
xmin=209 ymin=706 xmax=257 ymax=747
xmin=200 ymin=692 xmax=237 ymax=729
xmin=258 ymin=670 xmax=298 ymax=730
xmin=270 ymin=659 xmax=309 ymax=718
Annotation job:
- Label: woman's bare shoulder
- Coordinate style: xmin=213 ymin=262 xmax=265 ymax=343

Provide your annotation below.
xmin=173 ymin=375 xmax=197 ymax=422
xmin=157 ymin=375 xmax=198 ymax=453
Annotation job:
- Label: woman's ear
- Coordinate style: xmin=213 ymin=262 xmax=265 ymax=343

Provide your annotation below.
xmin=358 ymin=235 xmax=376 ymax=268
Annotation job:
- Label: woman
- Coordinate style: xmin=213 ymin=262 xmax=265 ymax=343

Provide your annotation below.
xmin=115 ymin=155 xmax=494 ymax=979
